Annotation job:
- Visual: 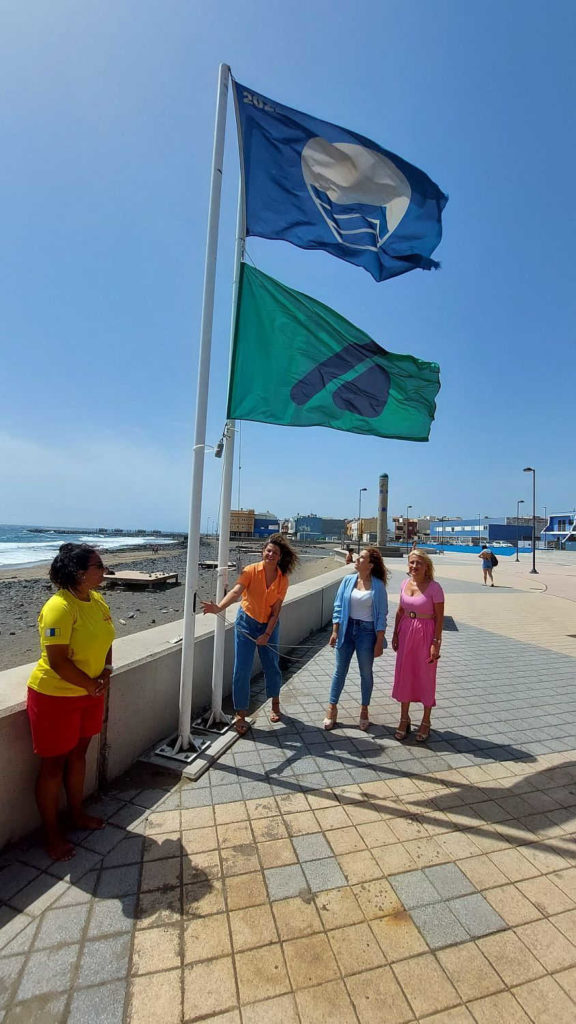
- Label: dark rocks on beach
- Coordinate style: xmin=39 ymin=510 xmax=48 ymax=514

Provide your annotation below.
xmin=0 ymin=541 xmax=337 ymax=673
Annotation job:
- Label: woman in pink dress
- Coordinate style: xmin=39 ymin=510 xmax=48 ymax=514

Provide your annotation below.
xmin=392 ymin=550 xmax=444 ymax=743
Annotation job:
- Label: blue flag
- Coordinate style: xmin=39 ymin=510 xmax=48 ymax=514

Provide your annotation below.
xmin=233 ymin=80 xmax=448 ymax=283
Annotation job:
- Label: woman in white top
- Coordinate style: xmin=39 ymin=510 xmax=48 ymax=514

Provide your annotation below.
xmin=323 ymin=548 xmax=389 ymax=731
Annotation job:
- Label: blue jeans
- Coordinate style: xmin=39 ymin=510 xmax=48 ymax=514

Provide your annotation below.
xmin=232 ymin=608 xmax=282 ymax=711
xmin=329 ymin=619 xmax=377 ymax=707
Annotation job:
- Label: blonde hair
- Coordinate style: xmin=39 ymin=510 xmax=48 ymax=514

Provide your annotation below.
xmin=408 ymin=549 xmax=435 ymax=580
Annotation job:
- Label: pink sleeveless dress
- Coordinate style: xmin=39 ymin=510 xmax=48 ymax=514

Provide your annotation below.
xmin=392 ymin=579 xmax=444 ymax=707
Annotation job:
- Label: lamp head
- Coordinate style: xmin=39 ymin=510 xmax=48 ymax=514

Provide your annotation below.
xmin=523 ymin=466 xmax=534 ymax=472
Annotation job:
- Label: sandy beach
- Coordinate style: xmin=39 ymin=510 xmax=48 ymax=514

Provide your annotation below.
xmin=0 ymin=542 xmax=340 ymax=671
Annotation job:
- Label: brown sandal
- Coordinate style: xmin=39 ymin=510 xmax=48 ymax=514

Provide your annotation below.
xmin=234 ymin=716 xmax=250 ymax=736
xmin=270 ymin=699 xmax=281 ymax=723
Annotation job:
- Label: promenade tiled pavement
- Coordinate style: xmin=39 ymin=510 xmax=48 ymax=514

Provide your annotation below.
xmin=2 ymin=556 xmax=576 ymax=1023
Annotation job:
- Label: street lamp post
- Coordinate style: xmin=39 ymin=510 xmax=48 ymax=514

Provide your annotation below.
xmin=406 ymin=505 xmax=413 ymax=554
xmin=515 ymin=499 xmax=524 ymax=562
xmin=542 ymin=505 xmax=547 ymax=550
xmin=523 ymin=467 xmax=538 ymax=573
xmin=358 ymin=488 xmax=367 ymax=553
xmin=478 ymin=512 xmax=481 ymax=545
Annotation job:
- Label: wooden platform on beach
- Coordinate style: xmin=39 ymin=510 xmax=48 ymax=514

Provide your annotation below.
xmin=104 ymin=570 xmax=179 ymax=589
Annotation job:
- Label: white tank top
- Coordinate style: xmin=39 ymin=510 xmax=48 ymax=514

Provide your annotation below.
xmin=350 ymin=587 xmax=373 ymax=622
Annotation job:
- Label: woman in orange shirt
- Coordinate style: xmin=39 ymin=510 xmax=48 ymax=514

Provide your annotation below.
xmin=202 ymin=534 xmax=298 ymax=734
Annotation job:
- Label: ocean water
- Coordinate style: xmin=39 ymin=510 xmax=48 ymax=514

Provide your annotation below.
xmin=0 ymin=524 xmax=178 ymax=570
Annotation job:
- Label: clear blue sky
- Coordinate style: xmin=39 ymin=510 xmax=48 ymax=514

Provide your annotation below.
xmin=2 ymin=1 xmax=574 ymax=531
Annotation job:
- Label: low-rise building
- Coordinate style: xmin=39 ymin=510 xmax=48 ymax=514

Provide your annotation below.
xmin=230 ymin=509 xmax=255 ymax=538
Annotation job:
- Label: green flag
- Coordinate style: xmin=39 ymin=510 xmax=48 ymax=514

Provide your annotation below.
xmin=227 ymin=264 xmax=440 ymax=442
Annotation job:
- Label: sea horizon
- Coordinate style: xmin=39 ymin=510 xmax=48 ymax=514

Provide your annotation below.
xmin=0 ymin=524 xmax=180 ymax=570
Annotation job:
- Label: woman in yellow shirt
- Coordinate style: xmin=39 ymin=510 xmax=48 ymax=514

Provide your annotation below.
xmin=202 ymin=534 xmax=298 ymax=734
xmin=27 ymin=544 xmax=115 ymax=860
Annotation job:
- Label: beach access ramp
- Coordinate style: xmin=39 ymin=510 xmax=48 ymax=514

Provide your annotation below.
xmin=104 ymin=570 xmax=178 ymax=589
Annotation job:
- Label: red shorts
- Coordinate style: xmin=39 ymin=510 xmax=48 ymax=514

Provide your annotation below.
xmin=27 ymin=688 xmax=105 ymax=758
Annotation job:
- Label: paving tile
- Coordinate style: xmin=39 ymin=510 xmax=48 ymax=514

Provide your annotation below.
xmin=221 ymin=844 xmax=260 ymax=877
xmin=292 ymin=833 xmax=332 ymax=862
xmin=0 ymin=955 xmax=25 ymax=1011
xmin=415 ymin=1008 xmax=475 ymax=1024
xmin=425 ymin=863 xmax=476 ymax=899
xmin=235 ymin=943 xmax=290 ymax=1003
xmin=132 ymin=924 xmax=181 ymax=974
xmin=140 ymin=856 xmax=181 ymax=892
xmin=230 ymin=904 xmax=278 ymax=951
xmin=264 ymin=864 xmax=309 ymax=901
xmin=325 ymin=826 xmax=366 ymax=855
xmin=467 ymin=990 xmax=533 ymax=1024
xmin=515 ymin=918 xmax=576 ymax=971
xmin=15 ymin=944 xmax=78 ymax=1000
xmin=437 ymin=940 xmax=505 ymax=999
xmin=477 ymin=930 xmax=546 ymax=986
xmin=488 ymin=849 xmax=540 ymax=882
xmin=257 ymin=839 xmax=297 ymax=869
xmin=241 ymin=993 xmax=299 ymax=1024
xmin=96 ymin=864 xmax=140 ymax=898
xmin=512 ymin=974 xmax=576 ymax=1024
xmin=128 ymin=967 xmax=182 ymax=1024
xmin=76 ymin=933 xmax=131 ymax=986
xmin=33 ymin=902 xmax=89 ymax=948
xmin=301 ymin=857 xmax=347 ymax=893
xmin=315 ymin=886 xmax=365 ymax=930
xmin=2 ymin=992 xmax=68 ymax=1023
xmin=517 ymin=876 xmax=576 ymax=915
xmin=457 ymin=854 xmax=509 ymax=890
xmin=284 ymin=811 xmax=321 ymax=836
xmin=551 ymin=908 xmax=576 ymax=945
xmin=447 ymin=893 xmax=506 ymax=938
xmin=272 ymin=896 xmax=323 ymax=940
xmin=392 ymin=952 xmax=460 ymax=1018
xmin=483 ymin=883 xmax=541 ymax=926
xmin=135 ymin=887 xmax=181 ymax=930
xmin=345 ymin=965 xmax=414 ymax=1024
xmin=183 ymin=879 xmax=225 ymax=917
xmin=295 ymin=979 xmax=358 ymax=1023
xmin=67 ymin=978 xmax=127 ymax=1023
xmin=388 ymin=869 xmax=441 ymax=909
xmin=554 ymin=965 xmax=576 ymax=1001
xmin=352 ymin=877 xmax=403 ymax=920
xmin=372 ymin=843 xmax=417 ymax=875
xmin=328 ymin=921 xmax=386 ymax=975
xmin=183 ymin=912 xmax=231 ymax=962
xmin=370 ymin=910 xmax=428 ymax=961
xmin=283 ymin=932 xmax=339 ymax=989
xmin=337 ymin=850 xmax=382 ymax=885
xmin=213 ymin=801 xmax=247 ymax=824
xmin=0 ymin=863 xmax=41 ymax=901
xmin=410 ymin=902 xmax=469 ymax=949
xmin=225 ymin=871 xmax=268 ymax=911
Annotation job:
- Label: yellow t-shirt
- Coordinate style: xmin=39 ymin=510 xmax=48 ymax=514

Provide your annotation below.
xmin=27 ymin=590 xmax=115 ymax=697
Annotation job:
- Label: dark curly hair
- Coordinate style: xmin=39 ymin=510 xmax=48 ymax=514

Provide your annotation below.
xmin=264 ymin=534 xmax=300 ymax=576
xmin=49 ymin=543 xmax=99 ymax=590
xmin=363 ymin=546 xmax=389 ymax=584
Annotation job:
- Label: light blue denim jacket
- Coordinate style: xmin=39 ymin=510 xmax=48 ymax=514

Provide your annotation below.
xmin=332 ymin=573 xmax=388 ymax=648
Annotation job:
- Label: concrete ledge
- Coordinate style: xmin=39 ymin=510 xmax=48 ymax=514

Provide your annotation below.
xmin=0 ymin=565 xmax=347 ymax=849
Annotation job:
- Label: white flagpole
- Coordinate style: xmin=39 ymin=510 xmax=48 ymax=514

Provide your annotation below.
xmin=175 ymin=62 xmax=230 ymax=753
xmin=207 ymin=183 xmax=245 ymax=726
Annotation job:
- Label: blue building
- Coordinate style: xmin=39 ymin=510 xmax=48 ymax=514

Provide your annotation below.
xmin=541 ymin=512 xmax=576 ymax=546
xmin=429 ymin=518 xmax=533 ymax=544
xmin=253 ymin=512 xmax=280 ymax=538
xmin=292 ymin=514 xmax=347 ymax=541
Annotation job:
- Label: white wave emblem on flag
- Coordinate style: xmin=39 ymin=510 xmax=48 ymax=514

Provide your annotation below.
xmin=301 ymin=138 xmax=412 ymax=251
